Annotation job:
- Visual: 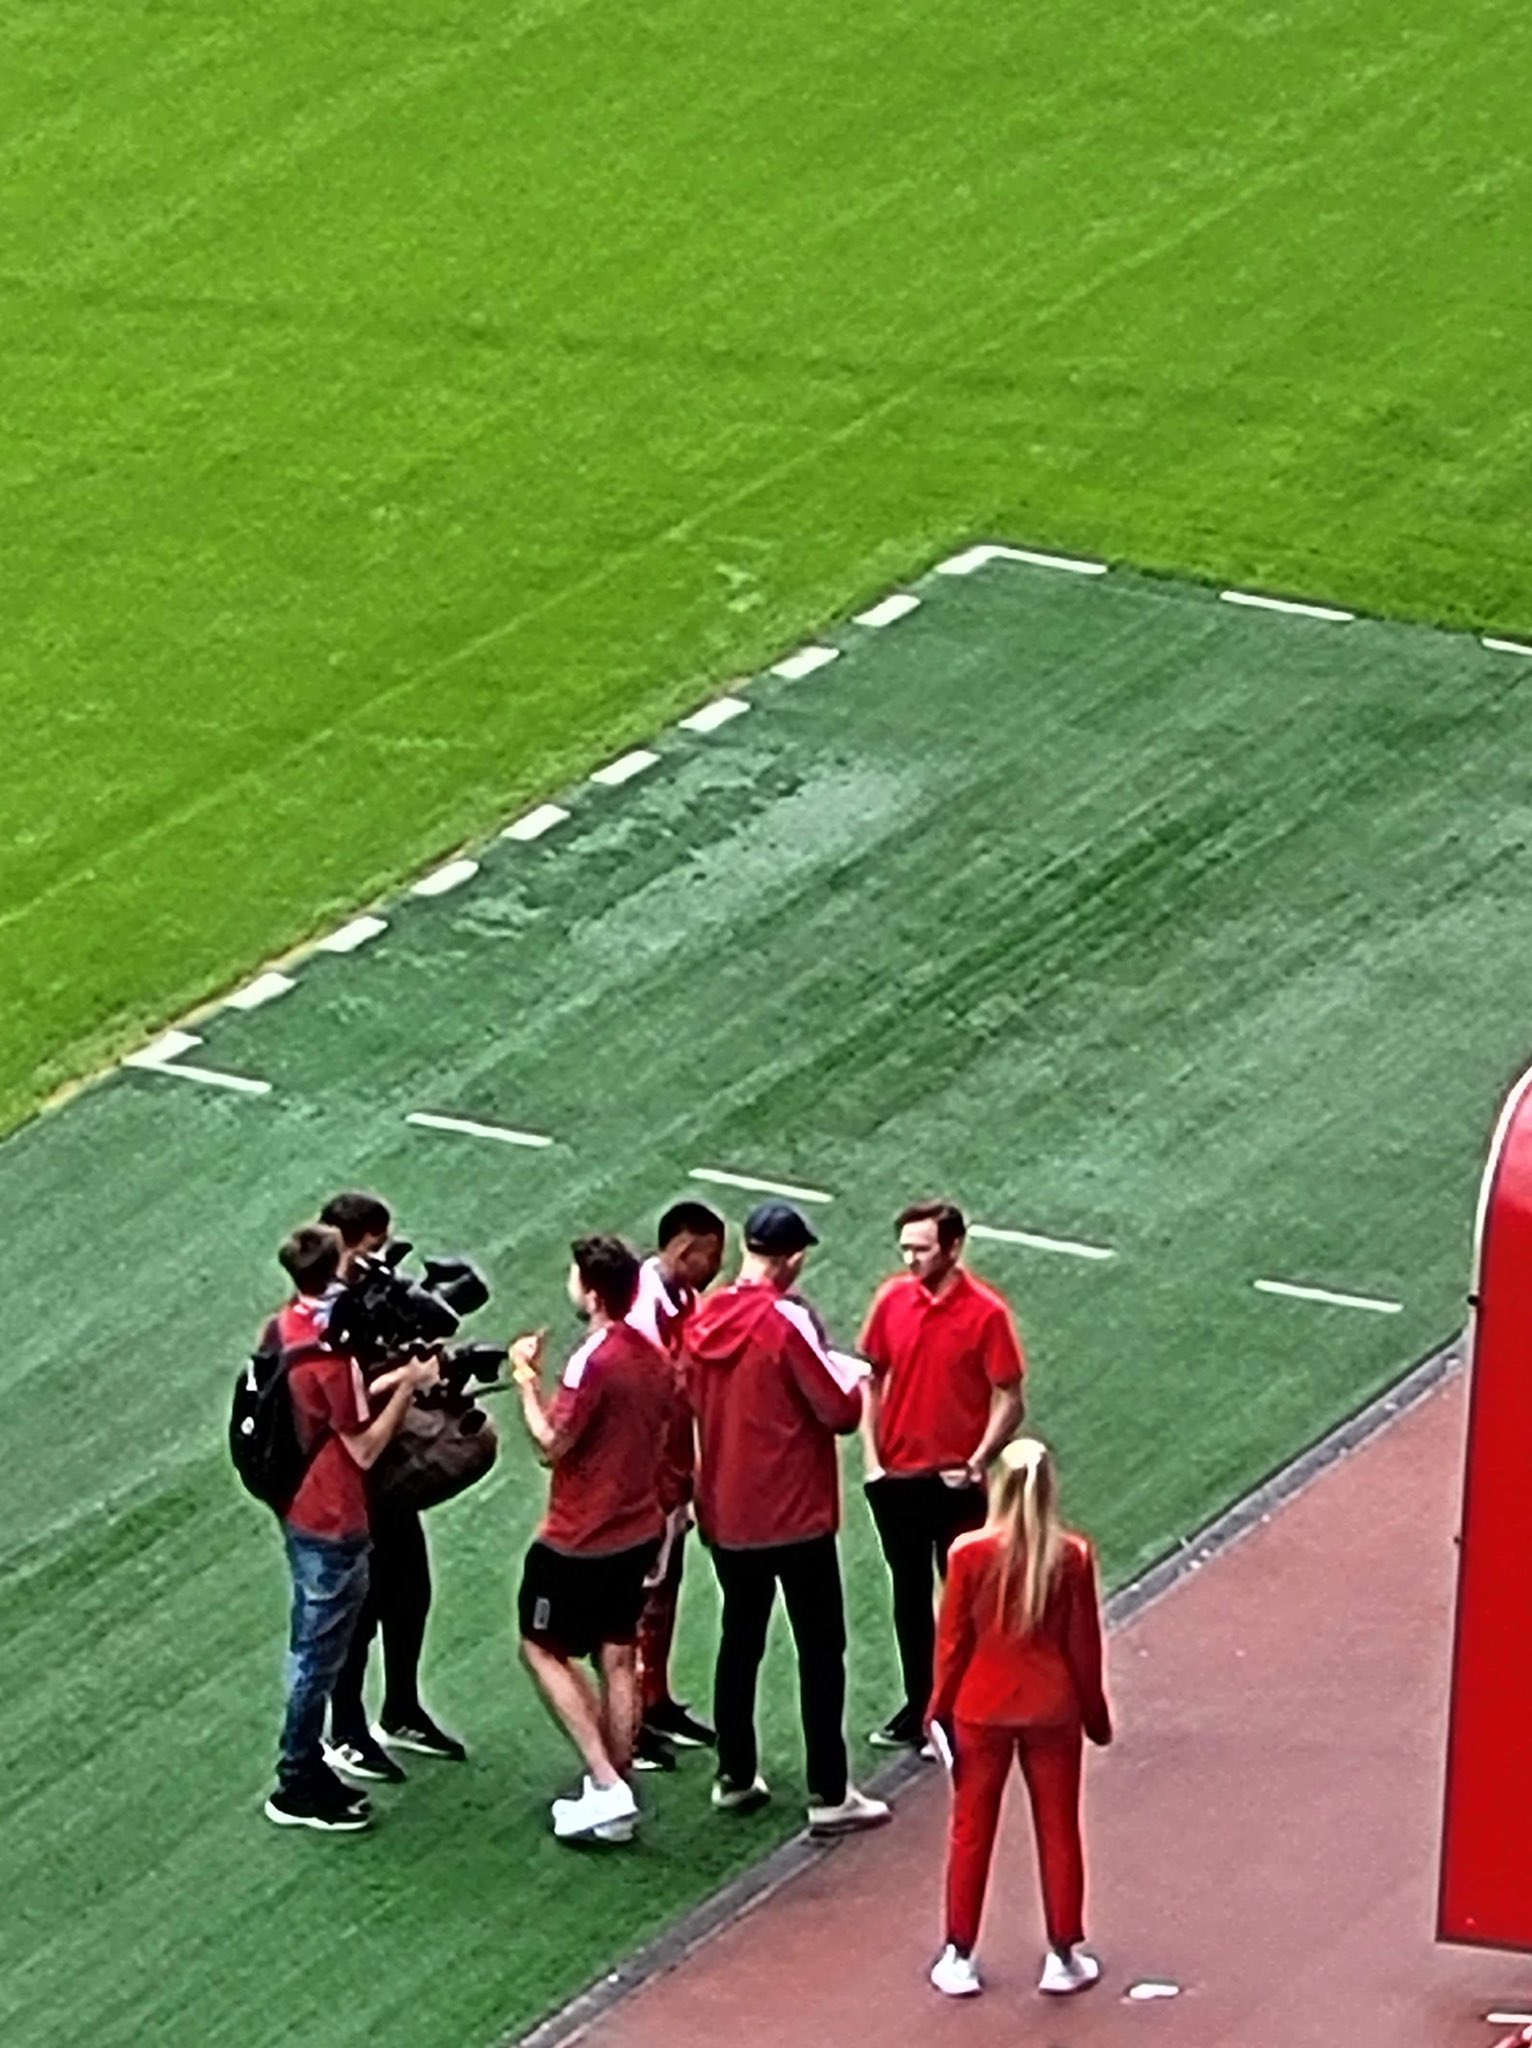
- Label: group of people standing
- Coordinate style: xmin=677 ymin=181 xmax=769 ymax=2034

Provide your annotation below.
xmin=261 ymin=1190 xmax=1113 ymax=2001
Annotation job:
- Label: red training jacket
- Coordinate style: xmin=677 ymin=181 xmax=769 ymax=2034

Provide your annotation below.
xmin=929 ymin=1526 xmax=1111 ymax=1742
xmin=685 ymin=1281 xmax=862 ymax=1550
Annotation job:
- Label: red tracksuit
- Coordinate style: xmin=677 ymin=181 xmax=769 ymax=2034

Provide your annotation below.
xmin=928 ymin=1526 xmax=1111 ymax=1951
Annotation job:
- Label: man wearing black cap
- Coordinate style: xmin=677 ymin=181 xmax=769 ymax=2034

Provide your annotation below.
xmin=684 ymin=1202 xmax=890 ymax=1838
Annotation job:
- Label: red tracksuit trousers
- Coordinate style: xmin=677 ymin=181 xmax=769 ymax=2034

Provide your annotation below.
xmin=945 ymin=1720 xmax=1086 ymax=1951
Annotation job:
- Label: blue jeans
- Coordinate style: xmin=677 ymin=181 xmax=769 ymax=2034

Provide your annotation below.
xmin=277 ymin=1527 xmax=371 ymax=1790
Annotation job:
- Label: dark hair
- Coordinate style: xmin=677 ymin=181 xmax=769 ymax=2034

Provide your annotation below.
xmin=571 ymin=1234 xmax=641 ymax=1319
xmin=318 ymin=1189 xmax=392 ymax=1247
xmin=280 ymin=1222 xmax=344 ymax=1296
xmin=657 ymin=1200 xmax=725 ymax=1249
xmin=896 ymin=1200 xmax=967 ymax=1251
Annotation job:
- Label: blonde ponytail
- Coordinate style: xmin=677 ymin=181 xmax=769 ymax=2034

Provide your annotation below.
xmin=991 ymin=1438 xmax=1065 ymax=1635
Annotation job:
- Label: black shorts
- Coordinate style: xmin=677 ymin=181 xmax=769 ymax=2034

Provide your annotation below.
xmin=518 ymin=1538 xmax=661 ymax=1658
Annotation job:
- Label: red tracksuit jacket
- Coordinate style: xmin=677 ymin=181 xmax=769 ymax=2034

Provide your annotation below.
xmin=684 ymin=1281 xmax=862 ymax=1550
xmin=929 ymin=1526 xmax=1111 ymax=1742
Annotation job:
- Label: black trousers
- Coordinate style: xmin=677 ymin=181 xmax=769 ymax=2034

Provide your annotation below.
xmin=865 ymin=1474 xmax=987 ymax=1726
xmin=330 ymin=1504 xmax=432 ymax=1739
xmin=710 ymin=1533 xmax=848 ymax=1807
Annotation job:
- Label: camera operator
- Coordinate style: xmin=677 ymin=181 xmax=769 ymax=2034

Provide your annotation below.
xmin=264 ymin=1223 xmax=438 ymax=1834
xmin=319 ymin=1190 xmax=470 ymax=1784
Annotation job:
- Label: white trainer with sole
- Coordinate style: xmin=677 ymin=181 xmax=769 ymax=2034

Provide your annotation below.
xmin=1038 ymin=1946 xmax=1102 ymax=1995
xmin=929 ymin=1945 xmax=982 ymax=1997
xmin=550 ymin=1776 xmax=639 ymax=1842
xmin=806 ymin=1785 xmax=892 ymax=1836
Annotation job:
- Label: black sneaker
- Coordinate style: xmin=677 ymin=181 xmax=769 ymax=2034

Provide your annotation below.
xmin=374 ymin=1710 xmax=467 ymax=1762
xmin=868 ymin=1710 xmax=923 ymax=1751
xmin=632 ymin=1724 xmax=677 ymax=1774
xmin=263 ymin=1782 xmax=372 ymax=1833
xmin=645 ymin=1698 xmax=716 ymax=1750
xmin=324 ymin=1729 xmax=406 ymax=1784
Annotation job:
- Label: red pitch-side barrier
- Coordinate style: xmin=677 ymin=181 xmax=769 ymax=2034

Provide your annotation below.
xmin=1440 ymin=1063 xmax=1532 ymax=1950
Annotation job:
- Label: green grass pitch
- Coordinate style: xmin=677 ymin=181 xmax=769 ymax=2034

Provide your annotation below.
xmin=6 ymin=552 xmax=1532 ymax=2046
xmin=6 ymin=0 xmax=1532 ymax=1132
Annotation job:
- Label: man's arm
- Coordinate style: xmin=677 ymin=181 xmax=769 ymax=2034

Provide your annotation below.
xmin=339 ymin=1355 xmax=439 ymax=1470
xmin=963 ymin=1380 xmax=1024 ymax=1483
xmin=857 ymin=1293 xmax=888 ymax=1479
xmin=775 ymin=1299 xmax=864 ymax=1435
xmin=512 ymin=1330 xmax=594 ymax=1467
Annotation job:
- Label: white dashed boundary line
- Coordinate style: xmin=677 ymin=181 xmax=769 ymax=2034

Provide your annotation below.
xmin=1219 ymin=589 xmax=1354 ymax=623
xmin=318 ymin=915 xmax=388 ymax=954
xmin=968 ymin=1221 xmax=1117 ymax=1262
xmin=770 ymin=645 xmax=840 ymax=680
xmin=689 ymin=1167 xmax=835 ymax=1205
xmin=412 ymin=857 xmax=480 ymax=897
xmin=1482 ymin=637 xmax=1532 ymax=659
xmin=405 ymin=1112 xmax=554 ymax=1149
xmin=854 ymin=592 xmax=920 ymax=628
xmin=225 ymin=970 xmax=295 ymax=1012
xmin=502 ymin=803 xmax=570 ymax=842
xmin=590 ymin=749 xmax=660 ymax=787
xmin=1253 ymin=1277 xmax=1402 ymax=1315
xmin=679 ymin=696 xmax=750 ymax=734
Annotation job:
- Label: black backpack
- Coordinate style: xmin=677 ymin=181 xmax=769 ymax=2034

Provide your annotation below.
xmin=230 ymin=1319 xmax=331 ymax=1515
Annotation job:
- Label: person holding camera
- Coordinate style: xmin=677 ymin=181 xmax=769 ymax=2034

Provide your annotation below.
xmin=514 ymin=1235 xmax=678 ymax=1845
xmin=685 ymin=1202 xmax=889 ymax=1837
xmin=263 ymin=1223 xmax=439 ymax=1833
xmin=319 ymin=1191 xmax=469 ymax=1787
xmin=627 ymin=1199 xmax=726 ymax=1770
xmin=859 ymin=1201 xmax=1025 ymax=1754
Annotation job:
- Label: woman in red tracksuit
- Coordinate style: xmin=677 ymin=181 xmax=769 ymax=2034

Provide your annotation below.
xmin=926 ymin=1436 xmax=1111 ymax=2000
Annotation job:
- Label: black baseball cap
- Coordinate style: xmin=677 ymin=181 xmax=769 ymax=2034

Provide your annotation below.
xmin=743 ymin=1201 xmax=820 ymax=1255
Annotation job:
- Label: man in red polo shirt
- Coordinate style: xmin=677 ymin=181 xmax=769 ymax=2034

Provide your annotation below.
xmin=859 ymin=1200 xmax=1025 ymax=1752
xmin=514 ymin=1234 xmax=677 ymax=1846
xmin=263 ymin=1224 xmax=439 ymax=1833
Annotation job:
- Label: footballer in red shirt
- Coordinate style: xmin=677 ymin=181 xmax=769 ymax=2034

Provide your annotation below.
xmin=626 ymin=1200 xmax=726 ymax=1767
xmin=858 ymin=1200 xmax=1025 ymax=1751
xmin=513 ymin=1234 xmax=677 ymax=1846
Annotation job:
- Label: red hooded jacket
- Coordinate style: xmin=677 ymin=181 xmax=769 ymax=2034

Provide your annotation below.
xmin=684 ymin=1281 xmax=862 ymax=1550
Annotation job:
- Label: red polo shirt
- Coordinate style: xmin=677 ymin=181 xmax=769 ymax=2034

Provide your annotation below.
xmin=276 ymin=1298 xmax=371 ymax=1541
xmin=858 ymin=1267 xmax=1024 ymax=1476
xmin=540 ymin=1319 xmax=674 ymax=1557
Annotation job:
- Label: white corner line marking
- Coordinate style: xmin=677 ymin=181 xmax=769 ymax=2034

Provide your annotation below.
xmin=689 ymin=1166 xmax=835 ymax=1205
xmin=591 ymin=749 xmax=661 ymax=787
xmin=1486 ymin=2015 xmax=1532 ymax=2027
xmin=225 ymin=970 xmax=296 ymax=1012
xmin=770 ymin=645 xmax=840 ymax=681
xmin=1219 ymin=590 xmax=1354 ymax=622
xmin=679 ymin=696 xmax=751 ymax=734
xmin=969 ymin=1222 xmax=1116 ymax=1262
xmin=1482 ymin=637 xmax=1532 ymax=659
xmin=406 ymin=1111 xmax=554 ymax=1149
xmin=502 ymin=802 xmax=571 ymax=842
xmin=936 ymin=542 xmax=1107 ymax=578
xmin=318 ymin=915 xmax=388 ymax=954
xmin=854 ymin=593 xmax=921 ymax=628
xmin=126 ymin=1029 xmax=203 ymax=1068
xmin=991 ymin=545 xmax=1108 ymax=576
xmin=1253 ymin=1278 xmax=1402 ymax=1314
xmin=412 ymin=857 xmax=480 ymax=898
xmin=126 ymin=1056 xmax=272 ymax=1096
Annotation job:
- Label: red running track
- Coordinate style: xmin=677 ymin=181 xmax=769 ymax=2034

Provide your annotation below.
xmin=575 ymin=1377 xmax=1532 ymax=2048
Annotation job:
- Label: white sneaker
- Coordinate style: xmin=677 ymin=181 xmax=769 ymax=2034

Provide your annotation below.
xmin=929 ymin=1945 xmax=982 ymax=1997
xmin=1038 ymin=1947 xmax=1101 ymax=1995
xmin=550 ymin=1775 xmax=639 ymax=1842
xmin=711 ymin=1773 xmax=771 ymax=1814
xmin=806 ymin=1785 xmax=892 ymax=1836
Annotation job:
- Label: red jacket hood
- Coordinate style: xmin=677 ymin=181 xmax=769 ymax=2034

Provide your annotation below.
xmin=687 ymin=1283 xmax=787 ymax=1369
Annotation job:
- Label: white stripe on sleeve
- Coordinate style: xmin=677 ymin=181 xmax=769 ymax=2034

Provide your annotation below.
xmin=562 ymin=1330 xmax=603 ymax=1390
xmin=774 ymin=1298 xmax=867 ymax=1394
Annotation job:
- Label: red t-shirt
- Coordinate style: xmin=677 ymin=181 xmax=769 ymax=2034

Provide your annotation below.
xmin=276 ymin=1298 xmax=371 ymax=1541
xmin=540 ymin=1320 xmax=674 ymax=1557
xmin=858 ymin=1268 xmax=1024 ymax=1476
